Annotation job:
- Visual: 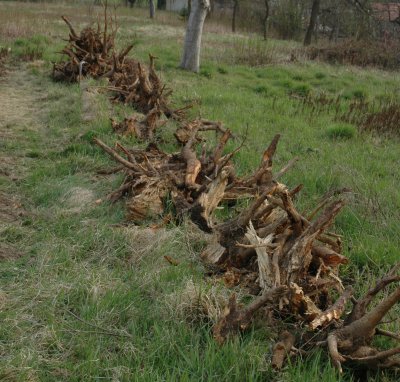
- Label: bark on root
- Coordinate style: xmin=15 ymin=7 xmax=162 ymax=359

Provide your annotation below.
xmin=327 ymin=273 xmax=400 ymax=373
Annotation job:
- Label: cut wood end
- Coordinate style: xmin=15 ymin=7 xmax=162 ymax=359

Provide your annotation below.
xmin=271 ymin=331 xmax=296 ymax=369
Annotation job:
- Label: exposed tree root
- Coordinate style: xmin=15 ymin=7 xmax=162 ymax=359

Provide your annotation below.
xmin=53 ymin=5 xmax=179 ymax=139
xmin=95 ymin=124 xmax=399 ymax=372
xmin=327 ymin=282 xmax=400 ymax=372
xmin=60 ymin=6 xmax=400 ymax=375
xmin=213 ymin=286 xmax=288 ymax=345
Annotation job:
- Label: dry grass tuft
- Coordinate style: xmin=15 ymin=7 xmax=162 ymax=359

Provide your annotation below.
xmin=334 ymin=99 xmax=400 ymax=137
xmin=0 ymin=242 xmax=25 ymax=262
xmin=205 ymin=35 xmax=301 ymax=66
xmin=0 ymin=290 xmax=7 ymax=310
xmin=122 ymin=225 xmax=178 ymax=263
xmin=167 ymin=279 xmax=236 ymax=324
xmin=63 ymin=187 xmax=95 ymax=213
xmin=0 ymin=192 xmax=25 ymax=223
xmin=308 ymin=39 xmax=400 ymax=70
xmin=0 ymin=21 xmax=38 ymax=40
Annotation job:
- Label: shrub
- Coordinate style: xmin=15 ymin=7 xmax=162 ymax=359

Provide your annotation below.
xmin=272 ymin=0 xmax=303 ymax=40
xmin=326 ymin=123 xmax=356 ymax=139
xmin=333 ymin=98 xmax=400 ymax=136
xmin=308 ymin=39 xmax=400 ymax=70
xmin=227 ymin=37 xmax=277 ymax=67
xmin=364 ymin=105 xmax=400 ymax=135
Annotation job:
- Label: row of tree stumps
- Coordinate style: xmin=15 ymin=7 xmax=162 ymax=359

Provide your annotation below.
xmin=53 ymin=7 xmax=400 ymax=375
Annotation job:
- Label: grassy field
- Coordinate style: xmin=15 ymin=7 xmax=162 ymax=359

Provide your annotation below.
xmin=0 ymin=2 xmax=399 ymax=381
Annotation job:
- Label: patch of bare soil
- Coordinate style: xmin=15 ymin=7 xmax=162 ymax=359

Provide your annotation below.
xmin=0 ymin=242 xmax=24 ymax=261
xmin=0 ymin=73 xmax=38 ymax=130
xmin=81 ymin=86 xmax=98 ymax=123
xmin=0 ymin=68 xmax=42 ymax=261
xmin=0 ymin=192 xmax=25 ymax=223
xmin=0 ymin=192 xmax=27 ymax=261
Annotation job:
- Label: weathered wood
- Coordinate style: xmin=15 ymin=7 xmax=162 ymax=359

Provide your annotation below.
xmin=213 ymin=286 xmax=288 ymax=345
xmin=272 ymin=331 xmax=296 ymax=369
xmin=201 ymin=239 xmax=226 ymax=265
xmin=328 ymin=284 xmax=400 ymax=372
xmin=190 ymin=167 xmax=231 ymax=232
xmin=245 ymin=222 xmax=276 ymax=290
xmin=61 ymin=16 xmax=78 ymax=39
xmin=182 ymin=129 xmax=202 ymax=190
xmin=309 ymin=287 xmax=353 ymax=329
xmin=93 ymin=138 xmax=145 ymax=173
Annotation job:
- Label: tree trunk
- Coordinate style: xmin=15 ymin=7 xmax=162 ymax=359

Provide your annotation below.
xmin=304 ymin=0 xmax=320 ymax=46
xmin=329 ymin=7 xmax=339 ymax=42
xmin=149 ymin=0 xmax=155 ymax=18
xmin=210 ymin=0 xmax=215 ymax=15
xmin=263 ymin=0 xmax=270 ymax=40
xmin=232 ymin=0 xmax=238 ymax=33
xmin=157 ymin=0 xmax=166 ymax=10
xmin=180 ymin=0 xmax=210 ymax=72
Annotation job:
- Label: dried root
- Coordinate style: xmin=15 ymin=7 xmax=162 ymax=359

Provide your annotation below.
xmin=327 ymin=271 xmax=400 ymax=373
xmin=53 ymin=5 xmax=178 ymax=139
xmin=81 ymin=8 xmax=399 ymax=374
xmin=95 ymin=114 xmax=400 ymax=374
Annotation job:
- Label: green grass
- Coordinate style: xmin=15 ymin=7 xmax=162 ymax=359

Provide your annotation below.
xmin=0 ymin=2 xmax=399 ymax=381
xmin=326 ymin=123 xmax=357 ymax=139
xmin=12 ymin=35 xmax=50 ymax=61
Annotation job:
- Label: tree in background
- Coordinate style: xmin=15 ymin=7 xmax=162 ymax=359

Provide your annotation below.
xmin=157 ymin=0 xmax=166 ymax=9
xmin=126 ymin=0 xmax=393 ymax=46
xmin=263 ymin=0 xmax=270 ymax=40
xmin=180 ymin=0 xmax=210 ymax=72
xmin=126 ymin=0 xmax=137 ymax=8
xmin=274 ymin=0 xmax=304 ymax=39
xmin=232 ymin=0 xmax=239 ymax=32
xmin=304 ymin=0 xmax=321 ymax=45
xmin=149 ymin=0 xmax=155 ymax=18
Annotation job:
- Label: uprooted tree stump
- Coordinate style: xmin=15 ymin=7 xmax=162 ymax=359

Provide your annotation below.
xmin=53 ymin=6 xmax=181 ymax=140
xmin=94 ymin=128 xmax=399 ymax=373
xmin=59 ymin=6 xmax=399 ymax=374
xmin=110 ymin=107 xmax=166 ymax=141
xmin=52 ymin=12 xmax=119 ymax=83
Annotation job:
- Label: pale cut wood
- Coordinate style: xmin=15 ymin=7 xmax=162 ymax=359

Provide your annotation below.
xmin=245 ymin=222 xmax=276 ymax=290
xmin=201 ymin=239 xmax=226 ymax=265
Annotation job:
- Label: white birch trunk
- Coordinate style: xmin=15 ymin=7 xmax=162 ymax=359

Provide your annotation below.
xmin=180 ymin=0 xmax=210 ymax=72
